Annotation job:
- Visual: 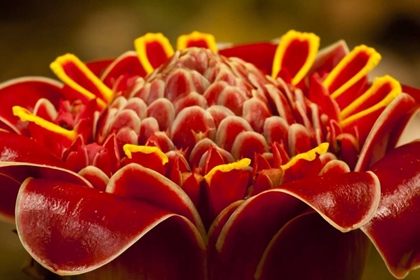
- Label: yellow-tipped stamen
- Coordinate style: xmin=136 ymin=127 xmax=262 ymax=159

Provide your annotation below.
xmin=323 ymin=45 xmax=381 ymax=99
xmin=50 ymin=54 xmax=113 ymax=108
xmin=281 ymin=143 xmax=329 ymax=170
xmin=204 ymin=158 xmax=251 ymax=184
xmin=340 ymin=75 xmax=401 ymax=120
xmin=272 ymin=30 xmax=320 ymax=86
xmin=13 ymin=106 xmax=77 ymax=141
xmin=340 ymin=86 xmax=402 ymax=129
xmin=134 ymin=33 xmax=175 ymax=74
xmin=123 ymin=144 xmax=168 ymax=165
xmin=177 ymin=31 xmax=218 ymax=53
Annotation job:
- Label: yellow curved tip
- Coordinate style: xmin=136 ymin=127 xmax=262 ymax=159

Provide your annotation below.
xmin=340 ymin=76 xmax=402 ymax=128
xmin=281 ymin=142 xmax=329 ymax=170
xmin=340 ymin=75 xmax=401 ymax=120
xmin=123 ymin=144 xmax=168 ymax=165
xmin=134 ymin=33 xmax=174 ymax=74
xmin=323 ymin=45 xmax=382 ymax=99
xmin=13 ymin=106 xmax=77 ymax=141
xmin=50 ymin=53 xmax=112 ymax=108
xmin=272 ymin=30 xmax=320 ymax=85
xmin=204 ymin=158 xmax=251 ymax=184
xmin=176 ymin=31 xmax=218 ymax=53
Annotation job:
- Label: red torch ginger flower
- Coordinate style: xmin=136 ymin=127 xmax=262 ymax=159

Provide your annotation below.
xmin=0 ymin=30 xmax=420 ymax=279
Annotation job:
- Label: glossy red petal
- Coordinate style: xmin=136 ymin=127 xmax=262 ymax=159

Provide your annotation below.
xmin=16 ymin=178 xmax=205 ymax=276
xmin=0 ymin=131 xmax=63 ymax=167
xmin=77 ymin=216 xmax=206 ymax=279
xmin=363 ymin=141 xmax=420 ymax=278
xmin=355 ymin=93 xmax=417 ymax=171
xmin=205 ymin=167 xmax=250 ymax=222
xmin=276 ymin=171 xmax=380 ymax=231
xmin=256 ymin=211 xmax=370 ymax=280
xmin=207 ymin=200 xmax=243 ymax=279
xmin=0 ymin=132 xmax=91 ymax=220
xmin=213 ymin=192 xmax=307 ymax=279
xmin=106 ymin=163 xmax=205 ymax=235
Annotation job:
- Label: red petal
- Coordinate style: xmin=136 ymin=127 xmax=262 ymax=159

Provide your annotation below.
xmin=256 ymin=211 xmax=370 ymax=280
xmin=78 ymin=216 xmax=206 ymax=279
xmin=276 ymin=171 xmax=381 ymax=231
xmin=0 ymin=131 xmax=63 ymax=167
xmin=106 ymin=163 xmax=205 ymax=235
xmin=355 ymin=93 xmax=417 ymax=171
xmin=207 ymin=200 xmax=244 ymax=279
xmin=212 ymin=192 xmax=307 ymax=279
xmin=205 ymin=167 xmax=250 ymax=222
xmin=16 ymin=178 xmax=205 ymax=276
xmin=363 ymin=141 xmax=420 ymax=278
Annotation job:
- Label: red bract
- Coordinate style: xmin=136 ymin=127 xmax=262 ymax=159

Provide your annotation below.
xmin=0 ymin=30 xmax=419 ymax=279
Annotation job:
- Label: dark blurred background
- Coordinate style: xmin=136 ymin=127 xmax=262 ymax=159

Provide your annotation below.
xmin=0 ymin=0 xmax=420 ymax=279
xmin=1 ymin=0 xmax=420 ymax=86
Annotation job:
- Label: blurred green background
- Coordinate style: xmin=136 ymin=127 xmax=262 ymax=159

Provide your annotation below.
xmin=1 ymin=0 xmax=420 ymax=279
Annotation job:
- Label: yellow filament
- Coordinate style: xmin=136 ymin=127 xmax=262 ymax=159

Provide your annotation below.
xmin=13 ymin=106 xmax=77 ymax=140
xmin=134 ymin=33 xmax=175 ymax=74
xmin=281 ymin=143 xmax=329 ymax=170
xmin=204 ymin=158 xmax=251 ymax=184
xmin=340 ymin=75 xmax=401 ymax=120
xmin=50 ymin=54 xmax=113 ymax=108
xmin=323 ymin=45 xmax=382 ymax=99
xmin=123 ymin=144 xmax=168 ymax=165
xmin=272 ymin=30 xmax=320 ymax=85
xmin=176 ymin=31 xmax=218 ymax=53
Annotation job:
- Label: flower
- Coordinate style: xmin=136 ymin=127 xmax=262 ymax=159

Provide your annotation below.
xmin=0 ymin=30 xmax=420 ymax=279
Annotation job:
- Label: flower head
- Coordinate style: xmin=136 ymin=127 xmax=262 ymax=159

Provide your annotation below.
xmin=0 ymin=30 xmax=420 ymax=279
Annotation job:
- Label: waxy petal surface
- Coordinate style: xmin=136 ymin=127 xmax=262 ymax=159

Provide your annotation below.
xmin=275 ymin=171 xmax=381 ymax=231
xmin=106 ymin=163 xmax=205 ymax=235
xmin=212 ymin=192 xmax=307 ymax=279
xmin=16 ymin=178 xmax=206 ymax=277
xmin=363 ymin=141 xmax=420 ymax=279
xmin=256 ymin=211 xmax=370 ymax=280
